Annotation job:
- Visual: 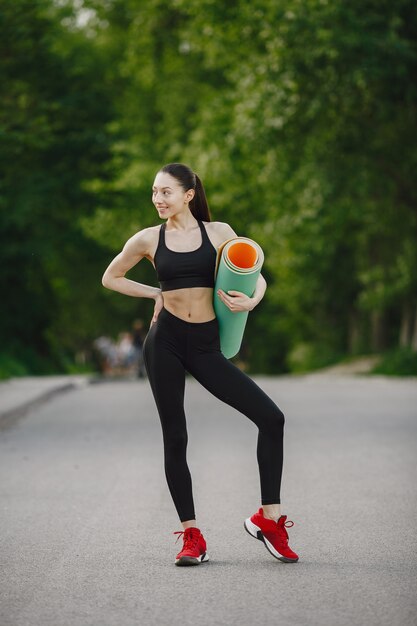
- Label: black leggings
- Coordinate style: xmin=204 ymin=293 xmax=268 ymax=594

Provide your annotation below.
xmin=142 ymin=306 xmax=285 ymax=522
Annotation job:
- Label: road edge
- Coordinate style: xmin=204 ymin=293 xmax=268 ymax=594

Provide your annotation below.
xmin=0 ymin=379 xmax=90 ymax=429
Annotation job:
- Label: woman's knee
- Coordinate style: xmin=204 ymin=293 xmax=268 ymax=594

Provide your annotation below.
xmin=262 ymin=406 xmax=285 ymax=439
xmin=163 ymin=429 xmax=188 ymax=456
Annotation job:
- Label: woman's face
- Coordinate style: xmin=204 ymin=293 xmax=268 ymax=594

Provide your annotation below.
xmin=152 ymin=172 xmax=194 ymax=219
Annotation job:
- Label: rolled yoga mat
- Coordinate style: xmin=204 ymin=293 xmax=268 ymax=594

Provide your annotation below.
xmin=213 ymin=237 xmax=264 ymax=359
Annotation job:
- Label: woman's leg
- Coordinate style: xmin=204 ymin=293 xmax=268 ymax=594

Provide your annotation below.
xmin=143 ymin=323 xmax=196 ymax=524
xmin=186 ymin=343 xmax=285 ymax=507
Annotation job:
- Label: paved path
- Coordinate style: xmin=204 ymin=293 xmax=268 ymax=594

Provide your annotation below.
xmin=0 ymin=375 xmax=416 ymax=626
xmin=0 ymin=375 xmax=90 ymax=423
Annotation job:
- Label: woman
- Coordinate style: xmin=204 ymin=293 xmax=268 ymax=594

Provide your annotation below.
xmin=102 ymin=163 xmax=298 ymax=566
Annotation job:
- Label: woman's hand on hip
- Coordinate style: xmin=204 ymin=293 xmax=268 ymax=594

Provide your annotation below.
xmin=216 ymin=289 xmax=255 ymax=312
xmin=150 ymin=292 xmax=164 ymax=326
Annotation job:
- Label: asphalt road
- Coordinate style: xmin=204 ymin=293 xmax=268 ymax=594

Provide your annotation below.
xmin=1 ymin=374 xmax=416 ymax=626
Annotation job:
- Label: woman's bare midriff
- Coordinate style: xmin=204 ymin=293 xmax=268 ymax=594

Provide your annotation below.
xmin=162 ymin=287 xmax=216 ymax=323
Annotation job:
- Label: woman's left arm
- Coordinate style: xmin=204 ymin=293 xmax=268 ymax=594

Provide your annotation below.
xmin=217 ymin=273 xmax=267 ymax=312
xmin=213 ymin=221 xmax=267 ymax=313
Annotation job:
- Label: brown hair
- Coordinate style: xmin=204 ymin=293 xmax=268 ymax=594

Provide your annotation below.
xmin=160 ymin=163 xmax=211 ymax=221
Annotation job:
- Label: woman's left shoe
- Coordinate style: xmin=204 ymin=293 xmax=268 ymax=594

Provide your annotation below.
xmin=173 ymin=527 xmax=210 ymax=566
xmin=244 ymin=507 xmax=299 ymax=562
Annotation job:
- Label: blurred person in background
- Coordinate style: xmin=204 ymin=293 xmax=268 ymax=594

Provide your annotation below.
xmin=92 ymin=336 xmax=118 ymax=375
xmin=116 ymin=331 xmax=136 ymax=375
xmin=132 ymin=319 xmax=146 ymax=379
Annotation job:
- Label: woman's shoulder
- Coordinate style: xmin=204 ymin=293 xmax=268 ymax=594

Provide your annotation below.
xmin=123 ymin=224 xmax=161 ymax=256
xmin=144 ymin=223 xmax=163 ymax=235
xmin=205 ymin=221 xmax=238 ymax=239
xmin=132 ymin=224 xmax=163 ymax=242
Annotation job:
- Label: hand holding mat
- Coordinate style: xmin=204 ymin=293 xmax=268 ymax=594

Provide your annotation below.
xmin=213 ymin=237 xmax=264 ymax=359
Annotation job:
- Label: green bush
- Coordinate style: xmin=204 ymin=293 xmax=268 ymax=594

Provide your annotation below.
xmin=286 ymin=342 xmax=342 ymax=373
xmin=371 ymin=348 xmax=417 ymax=377
xmin=0 ymin=354 xmax=29 ymax=380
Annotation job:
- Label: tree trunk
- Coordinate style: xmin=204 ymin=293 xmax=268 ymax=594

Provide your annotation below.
xmin=348 ymin=308 xmax=361 ymax=354
xmin=370 ymin=310 xmax=386 ymax=352
xmin=399 ymin=302 xmax=413 ymax=348
xmin=411 ymin=304 xmax=417 ymax=352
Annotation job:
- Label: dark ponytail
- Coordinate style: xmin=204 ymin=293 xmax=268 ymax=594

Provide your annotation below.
xmin=159 ymin=163 xmax=211 ymax=222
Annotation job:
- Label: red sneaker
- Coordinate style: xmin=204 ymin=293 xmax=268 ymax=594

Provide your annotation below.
xmin=244 ymin=508 xmax=299 ymax=562
xmin=173 ymin=527 xmax=209 ymax=566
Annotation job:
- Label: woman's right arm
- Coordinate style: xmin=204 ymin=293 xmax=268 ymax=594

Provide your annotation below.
xmin=101 ymin=228 xmax=161 ymax=301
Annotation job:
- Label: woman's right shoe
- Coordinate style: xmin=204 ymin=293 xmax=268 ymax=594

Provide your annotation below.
xmin=244 ymin=507 xmax=299 ymax=562
xmin=173 ymin=527 xmax=209 ymax=566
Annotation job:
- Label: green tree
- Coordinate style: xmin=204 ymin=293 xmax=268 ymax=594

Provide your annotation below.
xmin=2 ymin=0 xmax=416 ymax=376
xmin=0 ymin=0 xmax=116 ymax=373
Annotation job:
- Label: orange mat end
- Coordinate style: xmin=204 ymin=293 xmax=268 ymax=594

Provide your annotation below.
xmin=227 ymin=242 xmax=257 ymax=268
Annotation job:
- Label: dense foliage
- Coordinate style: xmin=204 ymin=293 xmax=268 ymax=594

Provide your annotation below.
xmin=1 ymin=0 xmax=416 ymax=377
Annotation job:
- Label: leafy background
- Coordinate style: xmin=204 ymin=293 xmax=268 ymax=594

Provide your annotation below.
xmin=1 ymin=0 xmax=416 ymax=377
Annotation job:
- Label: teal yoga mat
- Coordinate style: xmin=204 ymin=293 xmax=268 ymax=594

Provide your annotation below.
xmin=213 ymin=237 xmax=264 ymax=359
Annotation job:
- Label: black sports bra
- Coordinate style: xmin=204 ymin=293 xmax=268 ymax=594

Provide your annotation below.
xmin=154 ymin=220 xmax=217 ymax=292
